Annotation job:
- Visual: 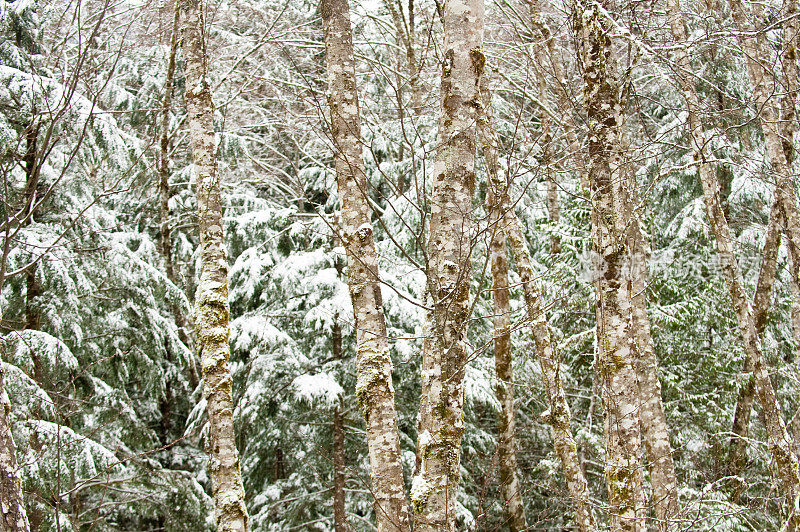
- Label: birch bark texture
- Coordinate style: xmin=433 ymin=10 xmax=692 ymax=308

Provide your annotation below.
xmin=479 ymin=79 xmax=596 ymax=532
xmin=576 ymin=2 xmax=646 ymax=529
xmin=487 ymin=214 xmax=528 ymax=532
xmin=621 ymin=165 xmax=680 ymax=529
xmin=667 ymin=0 xmax=800 ymax=524
xmin=484 ymin=116 xmax=528 ymax=531
xmin=178 ymin=1 xmax=249 ymax=530
xmin=411 ymin=0 xmax=483 ymax=528
xmin=320 ymin=0 xmax=411 ymax=530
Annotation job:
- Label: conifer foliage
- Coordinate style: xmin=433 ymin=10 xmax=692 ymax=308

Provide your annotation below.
xmin=2 ymin=0 xmax=800 ymax=530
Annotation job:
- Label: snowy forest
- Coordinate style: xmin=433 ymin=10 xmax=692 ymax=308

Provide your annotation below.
xmin=3 ymin=0 xmax=800 ymax=529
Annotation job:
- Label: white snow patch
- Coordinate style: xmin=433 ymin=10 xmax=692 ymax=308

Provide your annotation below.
xmin=291 ymin=373 xmax=344 ymax=405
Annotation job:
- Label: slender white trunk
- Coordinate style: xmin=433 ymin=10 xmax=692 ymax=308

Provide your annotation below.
xmin=320 ymin=0 xmax=411 ymax=529
xmin=576 ymin=2 xmax=646 ymax=529
xmin=411 ymin=0 xmax=484 ymax=529
xmin=179 ymin=1 xmax=249 ymax=530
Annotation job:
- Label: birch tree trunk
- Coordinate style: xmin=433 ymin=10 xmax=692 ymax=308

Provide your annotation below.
xmin=576 ymin=3 xmax=646 ymax=529
xmin=486 ymin=156 xmax=528 ymax=530
xmin=480 ymin=79 xmax=596 ymax=532
xmin=320 ymin=0 xmax=411 ymax=530
xmin=487 ymin=220 xmax=528 ymax=532
xmin=668 ymin=0 xmax=800 ymax=524
xmin=178 ymin=1 xmax=249 ymax=530
xmin=621 ymin=163 xmax=680 ymax=529
xmin=410 ymin=0 xmax=483 ymax=528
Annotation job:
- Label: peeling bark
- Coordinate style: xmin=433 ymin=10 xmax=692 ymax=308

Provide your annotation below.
xmin=480 ymin=79 xmax=596 ymax=532
xmin=575 ymin=2 xmax=646 ymax=529
xmin=320 ymin=0 xmax=411 ymax=529
xmin=179 ymin=1 xmax=249 ymax=530
xmin=669 ymin=0 xmax=800 ymax=524
xmin=411 ymin=0 xmax=483 ymax=529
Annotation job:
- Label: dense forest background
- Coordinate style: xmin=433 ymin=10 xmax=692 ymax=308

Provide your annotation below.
xmin=1 ymin=0 xmax=800 ymax=529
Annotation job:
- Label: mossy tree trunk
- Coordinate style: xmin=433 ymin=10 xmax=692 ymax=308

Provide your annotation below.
xmin=484 ymin=107 xmax=528 ymax=530
xmin=320 ymin=0 xmax=411 ymax=529
xmin=621 ymin=161 xmax=680 ymax=530
xmin=480 ymin=79 xmax=596 ymax=532
xmin=410 ymin=0 xmax=484 ymax=529
xmin=179 ymin=1 xmax=249 ymax=530
xmin=576 ymin=2 xmax=646 ymax=529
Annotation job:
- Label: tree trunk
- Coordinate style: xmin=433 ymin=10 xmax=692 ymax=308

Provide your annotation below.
xmin=385 ymin=0 xmax=424 ymax=116
xmin=160 ymin=3 xmax=194 ymax=356
xmin=480 ymin=79 xmax=596 ymax=532
xmin=668 ymin=0 xmax=800 ymax=524
xmin=178 ymin=1 xmax=249 ymax=530
xmin=576 ymin=2 xmax=646 ymax=530
xmin=724 ymin=0 xmax=800 ymax=496
xmin=529 ymin=0 xmax=589 ymax=191
xmin=332 ymin=320 xmax=350 ymax=532
xmin=320 ymin=0 xmax=411 ymax=530
xmin=410 ymin=0 xmax=483 ymax=529
xmin=728 ymin=0 xmax=800 ymax=329
xmin=778 ymin=0 xmax=800 ymax=355
xmin=622 ymin=163 xmax=680 ymax=530
xmin=727 ymin=199 xmax=783 ymax=500
xmin=486 ymin=169 xmax=528 ymax=531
